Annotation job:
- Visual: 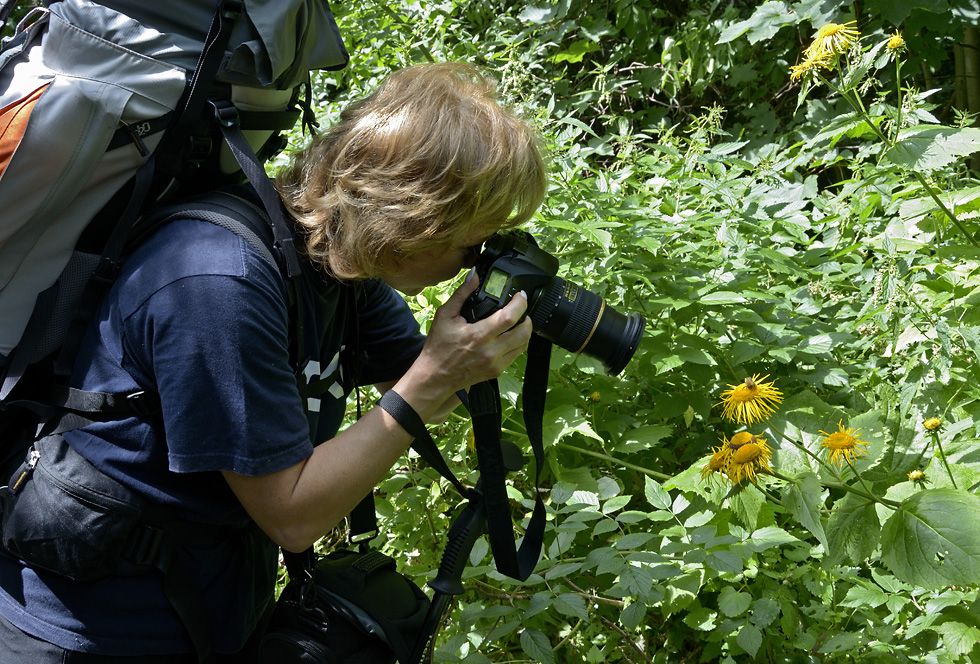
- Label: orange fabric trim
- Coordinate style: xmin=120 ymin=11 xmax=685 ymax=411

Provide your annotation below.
xmin=0 ymin=83 xmax=50 ymax=180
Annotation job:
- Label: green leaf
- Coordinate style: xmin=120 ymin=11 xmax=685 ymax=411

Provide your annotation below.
xmin=552 ymin=593 xmax=589 ymax=621
xmin=716 ymin=1 xmax=793 ymax=45
xmin=935 ymin=607 xmax=980 ymax=657
xmin=781 ymin=472 xmax=829 ymax=550
xmin=881 ymin=489 xmax=980 ymax=589
xmin=818 ymin=632 xmax=865 ymax=653
xmin=621 ymin=602 xmax=646 ymax=631
xmin=884 ymin=126 xmax=980 ymax=172
xmin=826 ymin=491 xmax=881 ymax=565
xmin=839 ymin=583 xmax=888 ymax=609
xmin=616 ymin=532 xmax=655 ymax=550
xmin=746 ymin=526 xmax=799 ymax=552
xmin=520 ymin=628 xmax=555 ymax=664
xmin=645 ymin=477 xmax=672 ymax=510
xmin=737 ymin=624 xmax=763 ymax=657
xmin=718 ymin=586 xmax=751 ymax=617
xmin=700 ymin=291 xmax=747 ymax=304
xmin=554 ymin=39 xmax=601 ymax=63
xmin=557 ymin=116 xmax=599 ymax=139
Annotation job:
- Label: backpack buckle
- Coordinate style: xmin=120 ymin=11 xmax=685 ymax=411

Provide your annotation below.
xmin=125 ymin=390 xmax=160 ymax=417
xmin=124 ymin=523 xmax=169 ymax=568
xmin=209 ymin=99 xmax=240 ymax=129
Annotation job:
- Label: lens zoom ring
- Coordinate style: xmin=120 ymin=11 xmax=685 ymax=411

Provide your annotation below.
xmin=530 ymin=278 xmax=565 ymax=331
xmin=560 ymin=290 xmax=603 ymax=352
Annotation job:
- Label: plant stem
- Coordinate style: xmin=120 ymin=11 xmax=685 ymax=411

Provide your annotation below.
xmin=845 ymin=457 xmax=878 ymax=499
xmin=556 ymin=442 xmax=671 ymax=481
xmin=765 ymin=467 xmax=902 ymax=510
xmin=894 ymin=57 xmax=904 ymax=142
xmin=930 ymin=431 xmax=959 ymax=489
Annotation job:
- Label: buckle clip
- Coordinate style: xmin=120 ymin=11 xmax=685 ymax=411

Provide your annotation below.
xmin=209 ymin=98 xmax=240 ymax=129
xmin=126 ymin=390 xmax=158 ymax=417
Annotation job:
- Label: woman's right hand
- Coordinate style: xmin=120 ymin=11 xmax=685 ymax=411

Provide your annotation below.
xmin=395 ymin=272 xmax=534 ymax=419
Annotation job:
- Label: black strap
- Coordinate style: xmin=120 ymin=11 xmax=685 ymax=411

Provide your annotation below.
xmin=378 ymin=389 xmax=468 ymax=497
xmin=469 ymin=334 xmax=550 ymax=581
xmin=53 ymin=159 xmax=156 ymax=378
xmin=210 ymin=100 xmax=302 ymax=279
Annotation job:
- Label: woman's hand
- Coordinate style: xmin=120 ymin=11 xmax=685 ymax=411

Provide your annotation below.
xmin=399 ymin=272 xmax=534 ymax=412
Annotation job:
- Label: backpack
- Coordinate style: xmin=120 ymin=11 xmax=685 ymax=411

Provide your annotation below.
xmin=0 ymin=0 xmax=348 ymax=447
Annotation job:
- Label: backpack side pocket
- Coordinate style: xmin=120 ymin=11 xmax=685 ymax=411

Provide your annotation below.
xmin=1 ymin=434 xmax=146 ymax=581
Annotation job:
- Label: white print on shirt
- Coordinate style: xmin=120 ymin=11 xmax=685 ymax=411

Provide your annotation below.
xmin=302 ymin=346 xmax=345 ymax=414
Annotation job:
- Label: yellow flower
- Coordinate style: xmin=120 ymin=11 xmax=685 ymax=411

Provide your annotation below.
xmin=789 ymin=51 xmax=834 ymax=82
xmin=804 ymin=21 xmax=860 ymax=59
xmin=725 ymin=432 xmax=772 ymax=485
xmin=908 ymin=469 xmax=927 ymax=484
xmin=886 ymin=31 xmax=905 ymax=52
xmin=923 ymin=417 xmax=942 ymax=431
xmin=588 ymin=391 xmax=602 ymax=403
xmin=717 ymin=374 xmax=783 ymax=425
xmin=819 ymin=420 xmax=871 ymax=468
xmin=699 ymin=444 xmax=732 ymax=483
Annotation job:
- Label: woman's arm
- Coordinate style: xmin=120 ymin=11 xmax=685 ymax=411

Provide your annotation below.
xmin=222 ymin=276 xmax=531 ymax=552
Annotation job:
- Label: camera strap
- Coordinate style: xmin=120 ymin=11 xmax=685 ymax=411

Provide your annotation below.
xmin=467 ymin=333 xmax=550 ymax=581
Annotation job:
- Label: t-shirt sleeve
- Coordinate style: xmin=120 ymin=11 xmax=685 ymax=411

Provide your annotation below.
xmin=351 ymin=279 xmax=426 ymax=387
xmin=127 ymin=242 xmax=314 ymax=476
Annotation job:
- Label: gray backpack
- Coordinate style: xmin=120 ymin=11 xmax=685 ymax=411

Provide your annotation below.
xmin=0 ymin=0 xmax=346 ymax=422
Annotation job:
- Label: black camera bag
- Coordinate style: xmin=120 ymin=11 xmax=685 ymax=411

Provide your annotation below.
xmin=258 ymin=549 xmax=430 ymax=664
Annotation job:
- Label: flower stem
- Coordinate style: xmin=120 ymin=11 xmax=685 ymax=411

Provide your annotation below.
xmin=845 ymin=457 xmax=878 ymax=499
xmin=930 ymin=431 xmax=959 ymax=489
xmin=556 ymin=442 xmax=671 ymax=481
xmin=764 ymin=467 xmax=902 ymax=510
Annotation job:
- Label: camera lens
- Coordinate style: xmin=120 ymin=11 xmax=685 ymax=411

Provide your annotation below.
xmin=528 ymin=278 xmax=645 ymax=376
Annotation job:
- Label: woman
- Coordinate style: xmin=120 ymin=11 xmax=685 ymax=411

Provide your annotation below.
xmin=0 ymin=62 xmax=547 ymax=662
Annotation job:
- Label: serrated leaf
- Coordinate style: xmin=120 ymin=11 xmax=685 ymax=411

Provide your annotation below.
xmin=616 ymin=532 xmax=655 ymax=550
xmin=700 ymin=290 xmax=747 ymax=304
xmin=827 ymin=492 xmax=881 ymax=565
xmin=747 ymin=526 xmax=799 ymax=552
xmin=520 ymin=628 xmax=555 ymax=664
xmin=621 ymin=602 xmax=646 ymax=630
xmin=716 ymin=1 xmax=793 ymax=44
xmin=751 ymin=598 xmax=780 ymax=628
xmin=593 ymin=519 xmax=620 ymax=537
xmin=840 ymin=583 xmax=888 ymax=609
xmin=818 ymin=632 xmax=865 ymax=653
xmin=645 ymin=477 xmax=672 ymax=510
xmin=552 ymin=593 xmax=589 ymax=621
xmin=718 ymin=586 xmax=751 ymax=617
xmin=737 ymin=624 xmax=763 ymax=657
xmin=517 ymin=5 xmax=558 ymax=22
xmin=884 ymin=126 xmax=980 ymax=172
xmin=545 ymin=562 xmax=583 ymax=580
xmin=781 ymin=472 xmax=829 ymax=550
xmin=881 ymin=489 xmax=980 ymax=589
xmin=619 ymin=564 xmax=654 ymax=597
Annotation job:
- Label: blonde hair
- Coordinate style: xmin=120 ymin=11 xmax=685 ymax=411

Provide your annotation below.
xmin=276 ymin=62 xmax=547 ymax=279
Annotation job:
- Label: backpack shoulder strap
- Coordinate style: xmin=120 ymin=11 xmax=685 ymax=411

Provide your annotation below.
xmin=131 ymin=188 xmax=279 ymax=270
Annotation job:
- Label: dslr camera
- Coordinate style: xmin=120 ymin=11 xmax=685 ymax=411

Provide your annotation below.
xmin=461 ymin=231 xmax=644 ymax=375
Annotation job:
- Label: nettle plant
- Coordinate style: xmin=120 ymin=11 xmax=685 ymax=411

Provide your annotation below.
xmin=290 ymin=6 xmax=980 ymax=662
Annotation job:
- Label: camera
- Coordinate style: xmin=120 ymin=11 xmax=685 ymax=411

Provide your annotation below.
xmin=461 ymin=231 xmax=644 ymax=376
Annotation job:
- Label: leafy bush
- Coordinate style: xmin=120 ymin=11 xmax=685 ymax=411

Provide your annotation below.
xmin=293 ymin=1 xmax=980 ymax=662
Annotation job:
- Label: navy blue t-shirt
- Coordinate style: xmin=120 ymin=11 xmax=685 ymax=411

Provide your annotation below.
xmin=0 ymin=218 xmax=424 ymax=655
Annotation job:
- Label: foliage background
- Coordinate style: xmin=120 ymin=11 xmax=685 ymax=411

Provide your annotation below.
xmin=283 ymin=1 xmax=980 ymax=663
xmin=10 ymin=0 xmax=980 ymax=661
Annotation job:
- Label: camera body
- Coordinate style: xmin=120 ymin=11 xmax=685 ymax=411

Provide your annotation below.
xmin=461 ymin=231 xmax=644 ymax=376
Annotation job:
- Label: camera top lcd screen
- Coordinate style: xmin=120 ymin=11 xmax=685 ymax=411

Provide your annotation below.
xmin=484 ymin=268 xmax=510 ymax=300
